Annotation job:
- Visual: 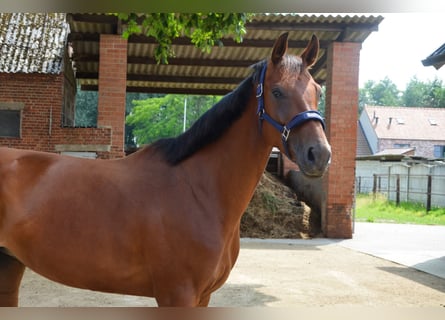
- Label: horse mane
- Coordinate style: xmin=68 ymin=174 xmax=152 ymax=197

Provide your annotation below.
xmin=151 ymin=61 xmax=265 ymax=166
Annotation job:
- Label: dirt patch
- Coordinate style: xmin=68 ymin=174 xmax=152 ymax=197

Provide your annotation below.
xmin=240 ymin=172 xmax=312 ymax=239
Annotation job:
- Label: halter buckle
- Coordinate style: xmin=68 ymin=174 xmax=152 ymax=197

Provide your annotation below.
xmin=282 ymin=127 xmax=290 ymax=141
xmin=256 ymin=83 xmax=263 ymax=98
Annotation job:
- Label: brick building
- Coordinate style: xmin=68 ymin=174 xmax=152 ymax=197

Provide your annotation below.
xmin=359 ymin=106 xmax=445 ymax=159
xmin=1 ymin=13 xmax=383 ymax=239
xmin=0 ymin=13 xmax=122 ymax=159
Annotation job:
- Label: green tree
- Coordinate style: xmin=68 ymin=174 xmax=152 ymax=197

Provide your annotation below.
xmin=317 ymin=85 xmax=325 ymax=116
xmin=359 ymin=77 xmax=402 ymax=110
xmin=126 ymin=94 xmax=220 ymax=145
xmin=402 ymin=76 xmax=445 ymax=107
xmin=117 ymin=13 xmax=253 ymax=64
xmin=75 ymin=88 xmax=98 ymax=127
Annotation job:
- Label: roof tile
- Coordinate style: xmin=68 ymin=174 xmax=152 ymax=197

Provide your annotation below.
xmin=0 ymin=13 xmax=68 ymax=74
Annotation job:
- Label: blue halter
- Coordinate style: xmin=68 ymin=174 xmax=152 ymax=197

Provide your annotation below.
xmin=256 ymin=63 xmax=326 ymax=158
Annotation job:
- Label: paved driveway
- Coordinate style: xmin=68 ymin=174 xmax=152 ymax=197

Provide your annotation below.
xmin=340 ymin=222 xmax=445 ymax=279
xmin=18 ymin=222 xmax=445 ymax=307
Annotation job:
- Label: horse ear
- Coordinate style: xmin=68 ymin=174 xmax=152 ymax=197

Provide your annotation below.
xmin=271 ymin=32 xmax=289 ymax=65
xmin=300 ymin=34 xmax=319 ymax=67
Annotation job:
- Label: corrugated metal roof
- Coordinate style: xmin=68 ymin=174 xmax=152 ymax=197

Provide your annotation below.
xmin=0 ymin=13 xmax=69 ymax=74
xmin=363 ymin=106 xmax=445 ymax=141
xmin=67 ymin=13 xmax=383 ymax=95
xmin=422 ymin=42 xmax=445 ymax=70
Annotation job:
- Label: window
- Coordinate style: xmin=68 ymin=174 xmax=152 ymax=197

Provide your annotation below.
xmin=434 ymin=145 xmax=445 ymax=158
xmin=428 ymin=119 xmax=438 ymax=126
xmin=62 ymin=76 xmax=76 ymax=127
xmin=0 ymin=102 xmax=24 ymax=138
xmin=394 ymin=143 xmax=410 ymax=148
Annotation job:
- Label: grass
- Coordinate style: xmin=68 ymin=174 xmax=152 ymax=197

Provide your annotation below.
xmin=355 ymin=193 xmax=445 ymax=225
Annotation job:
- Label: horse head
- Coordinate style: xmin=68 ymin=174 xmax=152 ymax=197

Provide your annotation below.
xmin=257 ymin=33 xmax=331 ymax=177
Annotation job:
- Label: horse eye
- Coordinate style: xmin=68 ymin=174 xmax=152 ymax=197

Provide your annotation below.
xmin=272 ymin=88 xmax=283 ymax=98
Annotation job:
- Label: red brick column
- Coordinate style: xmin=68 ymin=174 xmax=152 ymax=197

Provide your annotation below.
xmin=97 ymin=34 xmax=127 ymax=159
xmin=322 ymin=41 xmax=361 ymax=238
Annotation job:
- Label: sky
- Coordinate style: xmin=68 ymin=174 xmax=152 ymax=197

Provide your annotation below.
xmin=358 ymin=13 xmax=445 ymax=90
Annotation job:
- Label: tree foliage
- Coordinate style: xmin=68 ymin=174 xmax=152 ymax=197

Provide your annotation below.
xmin=359 ymin=77 xmax=402 ymax=111
xmin=74 ymin=88 xmax=98 ymax=127
xmin=358 ymin=76 xmax=445 ymax=113
xmin=126 ymin=94 xmax=220 ymax=145
xmin=403 ymin=76 xmax=445 ymax=107
xmin=317 ymin=85 xmax=326 ymax=116
xmin=116 ymin=13 xmax=253 ymax=64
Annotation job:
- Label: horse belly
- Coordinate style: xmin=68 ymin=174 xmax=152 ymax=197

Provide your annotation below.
xmin=5 ymin=208 xmax=155 ymax=297
xmin=11 ymin=235 xmax=154 ymax=297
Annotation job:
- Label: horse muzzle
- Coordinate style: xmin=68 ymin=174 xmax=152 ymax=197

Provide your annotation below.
xmin=293 ymin=140 xmax=331 ymax=177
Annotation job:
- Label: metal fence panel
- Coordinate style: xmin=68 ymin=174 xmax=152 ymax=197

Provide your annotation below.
xmin=356 ymin=161 xmax=445 ymax=208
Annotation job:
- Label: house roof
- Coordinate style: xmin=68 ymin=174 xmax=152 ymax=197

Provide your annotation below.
xmin=356 ymin=121 xmax=372 ymax=156
xmin=374 ymin=147 xmax=415 ymax=156
xmin=67 ymin=13 xmax=383 ymax=95
xmin=0 ymin=13 xmax=69 ymax=74
xmin=422 ymin=42 xmax=445 ymax=70
xmin=363 ymin=106 xmax=445 ymax=141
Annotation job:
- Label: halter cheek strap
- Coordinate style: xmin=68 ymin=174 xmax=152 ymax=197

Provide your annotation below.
xmin=256 ymin=63 xmax=326 ymax=158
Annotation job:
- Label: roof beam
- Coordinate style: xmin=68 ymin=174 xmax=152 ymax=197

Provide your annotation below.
xmin=76 ymin=72 xmax=245 ymax=84
xmin=81 ymin=84 xmax=232 ymax=95
xmin=74 ymin=54 xmax=258 ymax=68
xmin=68 ymin=32 xmax=332 ymax=49
xmin=67 ymin=13 xmax=118 ymax=24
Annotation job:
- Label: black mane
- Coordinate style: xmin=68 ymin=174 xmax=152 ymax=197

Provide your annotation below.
xmin=152 ymin=61 xmax=265 ymax=165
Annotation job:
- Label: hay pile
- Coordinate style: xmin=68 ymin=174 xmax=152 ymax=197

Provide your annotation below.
xmin=240 ymin=172 xmax=312 ymax=239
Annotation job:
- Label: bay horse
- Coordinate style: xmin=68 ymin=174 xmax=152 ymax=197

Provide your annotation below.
xmin=0 ymin=33 xmax=331 ymax=307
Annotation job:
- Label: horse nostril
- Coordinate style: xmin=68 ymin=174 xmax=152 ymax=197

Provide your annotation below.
xmin=307 ymin=146 xmax=315 ymax=163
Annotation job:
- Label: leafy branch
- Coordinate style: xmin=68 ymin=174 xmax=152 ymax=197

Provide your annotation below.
xmin=114 ymin=13 xmax=253 ymax=64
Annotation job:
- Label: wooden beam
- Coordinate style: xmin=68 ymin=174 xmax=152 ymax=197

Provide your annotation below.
xmin=68 ymin=31 xmax=333 ymax=49
xmin=68 ymin=32 xmax=101 ymax=42
xmin=73 ymin=54 xmax=258 ymax=68
xmin=76 ymin=72 xmax=245 ymax=84
xmin=67 ymin=13 xmax=118 ymax=24
xmin=80 ymin=84 xmax=232 ymax=95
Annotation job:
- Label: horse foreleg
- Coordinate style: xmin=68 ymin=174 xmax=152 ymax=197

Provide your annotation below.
xmin=155 ymin=291 xmax=212 ymax=307
xmin=0 ymin=251 xmax=26 ymax=307
xmin=197 ymin=294 xmax=211 ymax=307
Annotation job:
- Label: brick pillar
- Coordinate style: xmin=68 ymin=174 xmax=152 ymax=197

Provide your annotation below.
xmin=97 ymin=34 xmax=127 ymax=159
xmin=322 ymin=41 xmax=361 ymax=238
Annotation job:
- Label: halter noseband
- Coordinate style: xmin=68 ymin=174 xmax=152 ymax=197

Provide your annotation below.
xmin=256 ymin=63 xmax=326 ymax=158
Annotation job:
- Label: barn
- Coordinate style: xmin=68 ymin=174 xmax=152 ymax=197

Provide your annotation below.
xmin=0 ymin=13 xmax=115 ymax=159
xmin=0 ymin=13 xmax=383 ymax=238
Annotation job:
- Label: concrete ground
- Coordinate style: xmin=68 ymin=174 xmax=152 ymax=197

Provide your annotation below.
xmin=340 ymin=222 xmax=445 ymax=279
xmin=17 ymin=222 xmax=445 ymax=307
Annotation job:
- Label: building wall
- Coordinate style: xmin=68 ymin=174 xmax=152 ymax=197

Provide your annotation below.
xmin=323 ymin=41 xmax=361 ymax=239
xmin=0 ymin=35 xmax=129 ymax=159
xmin=0 ymin=72 xmax=112 ymax=157
xmin=378 ymin=138 xmax=443 ymax=158
xmin=97 ymin=34 xmax=128 ymax=159
xmin=1 ymin=73 xmax=61 ymax=151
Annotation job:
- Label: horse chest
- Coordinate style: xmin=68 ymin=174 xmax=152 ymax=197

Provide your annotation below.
xmin=208 ymin=232 xmax=241 ymax=291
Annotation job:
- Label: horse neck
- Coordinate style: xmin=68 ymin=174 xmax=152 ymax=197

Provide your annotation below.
xmin=184 ymin=93 xmax=273 ymax=227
